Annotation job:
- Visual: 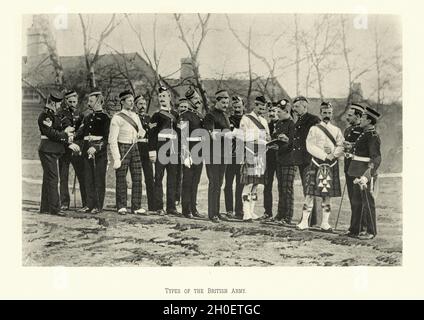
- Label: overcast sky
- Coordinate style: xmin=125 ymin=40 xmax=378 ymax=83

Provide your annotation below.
xmin=22 ymin=13 xmax=402 ymax=102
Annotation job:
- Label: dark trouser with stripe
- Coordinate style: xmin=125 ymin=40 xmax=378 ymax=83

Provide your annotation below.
xmin=345 ymin=172 xmax=356 ymax=232
xmin=115 ymin=143 xmax=142 ymax=211
xmin=206 ymin=163 xmax=227 ymax=219
xmin=84 ymin=151 xmax=107 ymax=210
xmin=175 ymin=161 xmax=182 ymax=203
xmin=138 ymin=142 xmax=155 ymax=211
xmin=59 ymin=150 xmax=87 ymax=208
xmin=350 ymin=177 xmax=377 ymax=236
xmin=224 ymin=163 xmax=243 ymax=217
xmin=275 ymin=165 xmax=296 ymax=223
xmin=154 ymin=161 xmax=177 ymax=211
xmin=181 ymin=162 xmax=203 ymax=215
xmin=39 ymin=151 xmax=61 ymax=214
xmin=263 ymin=156 xmax=277 ymax=215
xmin=298 ymin=163 xmax=318 ymax=226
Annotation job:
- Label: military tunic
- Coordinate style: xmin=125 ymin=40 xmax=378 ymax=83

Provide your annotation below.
xmin=203 ymin=108 xmax=231 ymax=220
xmin=179 ymin=109 xmax=204 ymax=216
xmin=264 ymin=119 xmax=278 ymax=216
xmin=38 ymin=108 xmax=69 ymax=215
xmin=348 ymin=126 xmax=381 ymax=236
xmin=148 ymin=109 xmax=179 ymax=212
xmin=224 ymin=114 xmax=244 ymax=217
xmin=57 ymin=106 xmax=87 ymax=208
xmin=75 ymin=110 xmax=110 ymax=211
xmin=343 ymin=123 xmax=363 ymax=230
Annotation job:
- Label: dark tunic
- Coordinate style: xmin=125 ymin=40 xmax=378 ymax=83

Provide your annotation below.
xmin=291 ymin=112 xmax=320 ymax=166
xmin=203 ymin=108 xmax=231 ymax=163
xmin=343 ymin=124 xmax=363 ymax=173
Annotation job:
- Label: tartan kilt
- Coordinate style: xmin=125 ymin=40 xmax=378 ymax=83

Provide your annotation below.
xmin=240 ymin=152 xmax=266 ymax=185
xmin=305 ymin=158 xmax=341 ymax=197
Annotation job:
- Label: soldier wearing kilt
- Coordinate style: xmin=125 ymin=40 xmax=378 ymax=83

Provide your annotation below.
xmin=291 ymin=96 xmax=321 ymax=226
xmin=38 ymin=91 xmax=76 ymax=216
xmin=239 ymin=96 xmax=270 ymax=222
xmin=57 ymin=90 xmax=87 ymax=211
xmin=135 ymin=94 xmax=155 ymax=211
xmin=109 ymin=90 xmax=146 ymax=215
xmin=297 ymin=102 xmax=344 ymax=232
xmin=347 ymin=107 xmax=382 ymax=240
xmin=270 ymin=99 xmax=296 ymax=225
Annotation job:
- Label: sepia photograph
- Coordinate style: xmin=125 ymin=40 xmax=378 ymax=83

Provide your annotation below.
xmin=21 ymin=11 xmax=402 ymax=268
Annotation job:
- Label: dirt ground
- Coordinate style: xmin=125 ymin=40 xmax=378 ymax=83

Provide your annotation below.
xmin=22 ymin=162 xmax=402 ymax=266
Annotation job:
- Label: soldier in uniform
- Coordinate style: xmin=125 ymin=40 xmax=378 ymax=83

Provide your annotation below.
xmin=347 ymin=106 xmax=381 ymax=240
xmin=74 ymin=90 xmax=110 ymax=214
xmin=135 ymin=94 xmax=155 ymax=211
xmin=179 ymin=89 xmax=205 ymax=219
xmin=57 ymin=90 xmax=87 ymax=211
xmin=38 ymin=91 xmax=78 ymax=216
xmin=296 ymin=102 xmax=344 ymax=231
xmin=239 ymin=95 xmax=270 ymax=222
xmin=271 ymin=99 xmax=296 ymax=225
xmin=203 ymin=89 xmax=232 ymax=223
xmin=109 ymin=90 xmax=146 ymax=215
xmin=223 ymin=95 xmax=244 ymax=220
xmin=291 ymin=96 xmax=321 ymax=226
xmin=148 ymin=86 xmax=180 ymax=216
xmin=175 ymin=99 xmax=188 ymax=207
xmin=342 ymin=103 xmax=365 ymax=235
xmin=263 ymin=102 xmax=278 ymax=219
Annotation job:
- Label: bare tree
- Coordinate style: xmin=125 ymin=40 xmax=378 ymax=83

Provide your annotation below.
xmin=78 ymin=14 xmax=123 ymax=90
xmin=300 ymin=14 xmax=341 ymax=100
xmin=294 ymin=14 xmax=301 ymax=96
xmin=174 ymin=13 xmax=211 ymax=111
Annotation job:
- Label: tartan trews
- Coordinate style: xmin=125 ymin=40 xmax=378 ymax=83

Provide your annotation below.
xmin=115 ymin=143 xmax=142 ymax=211
xmin=275 ymin=165 xmax=296 ymax=222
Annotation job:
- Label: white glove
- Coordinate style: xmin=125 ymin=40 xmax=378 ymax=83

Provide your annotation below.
xmin=113 ymin=159 xmax=122 ymax=170
xmin=149 ymin=151 xmax=157 ymax=163
xmin=43 ymin=119 xmax=52 ymax=127
xmin=87 ymin=147 xmax=96 ymax=157
xmin=64 ymin=126 xmax=75 ymax=134
xmin=183 ymin=156 xmax=192 ymax=168
xmin=68 ymin=143 xmax=80 ymax=153
xmin=278 ymin=133 xmax=289 ymax=143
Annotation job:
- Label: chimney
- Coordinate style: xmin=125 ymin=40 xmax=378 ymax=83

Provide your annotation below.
xmin=180 ymin=57 xmax=196 ymax=80
xmin=26 ymin=15 xmax=49 ymax=57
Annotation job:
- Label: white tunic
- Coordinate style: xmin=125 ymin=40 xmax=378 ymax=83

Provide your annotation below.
xmin=109 ymin=109 xmax=145 ymax=162
xmin=306 ymin=121 xmax=344 ymax=161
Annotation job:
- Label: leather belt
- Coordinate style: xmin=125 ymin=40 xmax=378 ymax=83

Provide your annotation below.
xmin=40 ymin=135 xmax=48 ymax=140
xmin=84 ymin=135 xmax=103 ymax=141
xmin=352 ymin=155 xmax=371 ymax=162
xmin=187 ymin=137 xmax=202 ymax=142
xmin=138 ymin=138 xmax=148 ymax=143
xmin=158 ymin=133 xmax=177 ymax=140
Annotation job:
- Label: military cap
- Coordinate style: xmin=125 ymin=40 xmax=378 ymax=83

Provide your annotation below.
xmin=185 ymin=88 xmax=196 ymax=100
xmin=276 ymin=99 xmax=289 ymax=109
xmin=158 ymin=86 xmax=168 ymax=93
xmin=364 ymin=106 xmax=381 ymax=121
xmin=134 ymin=95 xmax=144 ymax=104
xmin=255 ymin=95 xmax=267 ymax=105
xmin=64 ymin=90 xmax=77 ymax=99
xmin=215 ymin=89 xmax=229 ymax=98
xmin=293 ymin=96 xmax=308 ymax=104
xmin=88 ymin=89 xmax=102 ymax=97
xmin=179 ymin=97 xmax=188 ymax=103
xmin=49 ymin=91 xmax=63 ymax=103
xmin=350 ymin=103 xmax=365 ymax=113
xmin=320 ymin=101 xmax=333 ymax=108
xmin=119 ymin=90 xmax=133 ymax=101
xmin=232 ymin=95 xmax=242 ymax=103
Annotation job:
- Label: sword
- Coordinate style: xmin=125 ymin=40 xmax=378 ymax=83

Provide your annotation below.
xmin=72 ymin=169 xmax=77 ymax=209
xmin=120 ymin=142 xmax=137 ymax=163
xmin=334 ymin=180 xmax=347 ymax=231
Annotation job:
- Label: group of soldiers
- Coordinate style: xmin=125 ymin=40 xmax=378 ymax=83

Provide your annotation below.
xmin=37 ymin=85 xmax=381 ymax=241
